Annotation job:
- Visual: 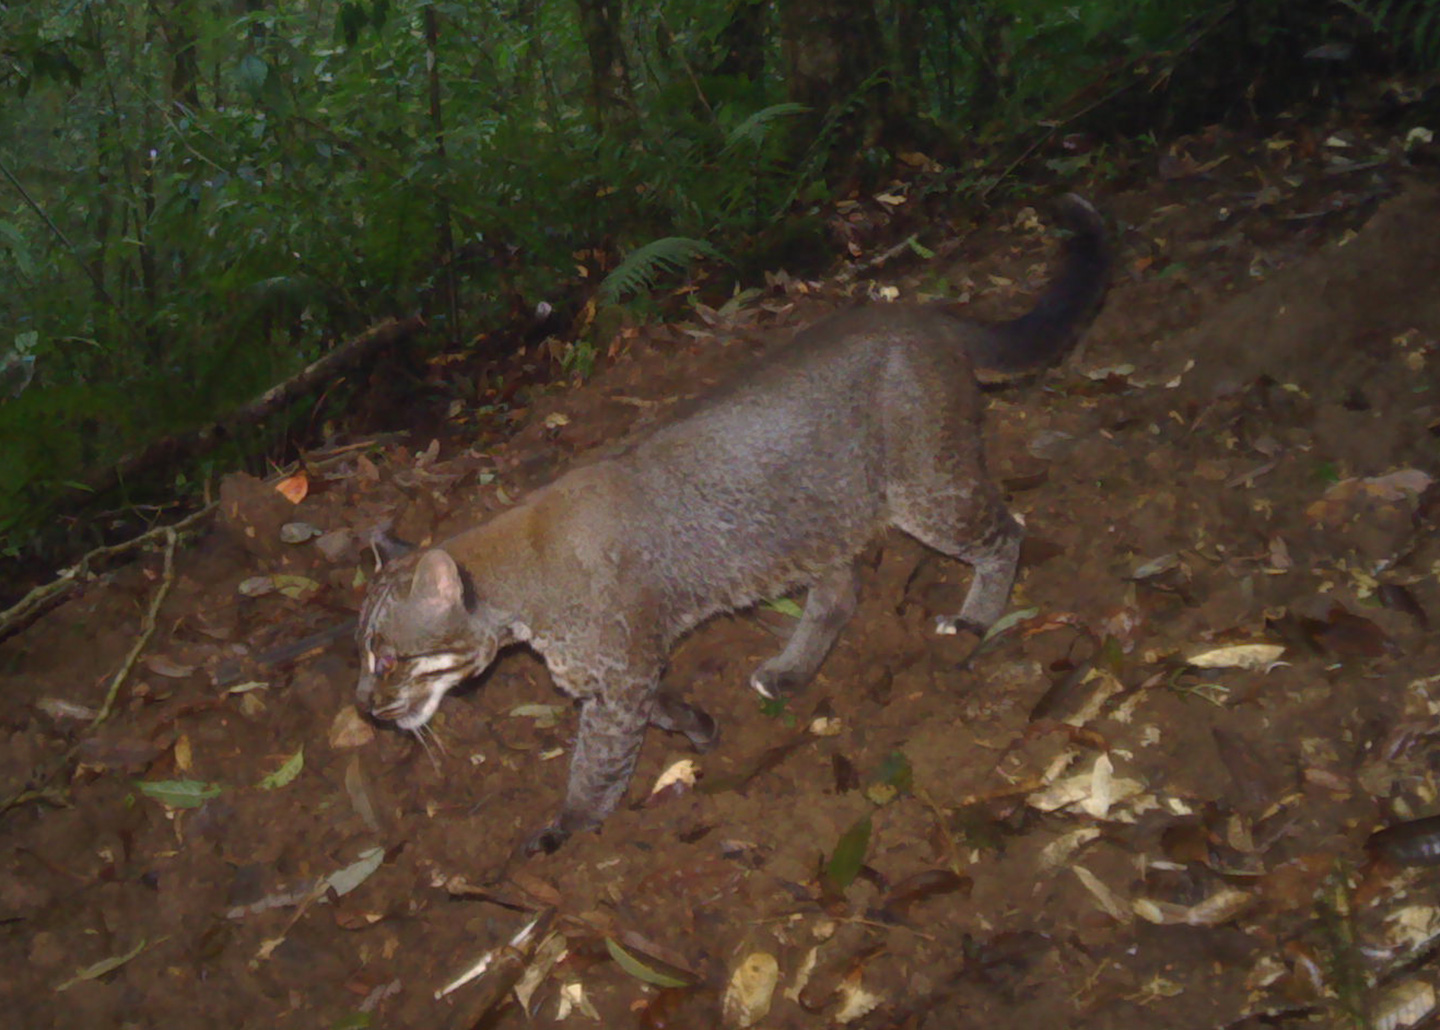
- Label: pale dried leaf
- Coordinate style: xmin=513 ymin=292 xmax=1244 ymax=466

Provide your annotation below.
xmin=1040 ymin=827 xmax=1102 ymax=871
xmin=512 ymin=932 xmax=568 ymax=1015
xmin=1373 ymin=978 xmax=1436 ymax=1030
xmin=650 ymin=759 xmax=698 ymax=795
xmin=326 ymin=846 xmax=384 ymax=897
xmin=238 ymin=575 xmax=276 ymax=598
xmin=555 ymin=982 xmax=599 ymax=1020
xmin=144 ymin=655 xmax=197 ymax=678
xmin=834 ymin=970 xmax=883 ymax=1023
xmin=36 ymin=698 xmax=97 ymax=721
xmin=1073 ymin=865 xmax=1129 ymax=923
xmin=722 ymin=952 xmax=779 ymax=1028
xmin=1186 ymin=643 xmax=1285 ymax=670
xmin=1134 ymin=887 xmax=1253 ymax=927
xmin=54 ymin=937 xmax=151 ymax=992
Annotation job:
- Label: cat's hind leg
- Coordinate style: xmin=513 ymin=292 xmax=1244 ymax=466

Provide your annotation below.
xmin=750 ymin=560 xmax=860 ymax=699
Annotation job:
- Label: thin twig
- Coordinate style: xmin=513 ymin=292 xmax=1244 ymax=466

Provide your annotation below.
xmin=91 ymin=527 xmax=177 ymax=727
xmin=0 ymin=502 xmax=216 ymax=643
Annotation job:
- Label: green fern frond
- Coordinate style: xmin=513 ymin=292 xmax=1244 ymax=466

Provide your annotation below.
xmin=597 ymin=236 xmax=724 ymax=304
xmin=721 ymin=102 xmax=810 ymax=155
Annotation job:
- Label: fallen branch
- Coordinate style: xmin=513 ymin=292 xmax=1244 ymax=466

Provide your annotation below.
xmin=0 ymin=502 xmax=216 ymax=644
xmin=78 ymin=314 xmax=425 ymax=499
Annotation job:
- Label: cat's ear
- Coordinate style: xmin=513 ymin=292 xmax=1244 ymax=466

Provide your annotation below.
xmin=410 ymin=549 xmax=465 ymax=611
xmin=370 ymin=526 xmax=416 ymax=568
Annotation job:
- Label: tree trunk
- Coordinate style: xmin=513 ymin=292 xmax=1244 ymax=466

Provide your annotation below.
xmin=778 ymin=0 xmax=888 ymax=182
xmin=161 ymin=0 xmax=202 ymax=110
xmin=711 ymin=0 xmax=767 ymax=80
xmin=422 ymin=4 xmax=459 ymax=343
xmin=574 ymin=0 xmax=633 ymax=133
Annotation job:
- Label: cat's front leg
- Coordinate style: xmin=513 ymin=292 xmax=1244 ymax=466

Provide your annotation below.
xmin=525 ymin=676 xmax=655 ymax=855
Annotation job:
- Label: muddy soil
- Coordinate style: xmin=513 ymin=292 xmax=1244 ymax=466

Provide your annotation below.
xmin=3 ymin=127 xmax=1439 ymax=1030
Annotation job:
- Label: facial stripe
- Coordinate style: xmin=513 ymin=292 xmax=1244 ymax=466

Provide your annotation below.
xmin=409 ymin=654 xmax=474 ymax=682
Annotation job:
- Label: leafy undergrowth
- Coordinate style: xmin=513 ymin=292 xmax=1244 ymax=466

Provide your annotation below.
xmin=2 ymin=116 xmax=1440 ymax=1030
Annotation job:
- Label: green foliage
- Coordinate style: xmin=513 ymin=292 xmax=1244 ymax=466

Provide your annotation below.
xmin=0 ymin=0 xmax=1432 ymax=552
xmin=598 ymin=237 xmax=725 ymax=304
xmin=1343 ymin=0 xmax=1440 ymax=66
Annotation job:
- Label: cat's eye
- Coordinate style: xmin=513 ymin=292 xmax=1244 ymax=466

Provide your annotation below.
xmin=367 ymin=650 xmax=398 ymax=676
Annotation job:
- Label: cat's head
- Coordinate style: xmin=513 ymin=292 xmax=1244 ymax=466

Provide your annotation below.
xmin=357 ymin=537 xmax=499 ymax=729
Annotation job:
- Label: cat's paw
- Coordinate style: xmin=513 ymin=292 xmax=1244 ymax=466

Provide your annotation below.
xmin=523 ymin=823 xmax=571 ymax=856
xmin=652 ymin=694 xmax=719 ymax=752
xmin=749 ymin=663 xmax=807 ymax=700
xmin=681 ymin=708 xmax=719 ymax=752
xmin=934 ymin=615 xmax=986 ymax=637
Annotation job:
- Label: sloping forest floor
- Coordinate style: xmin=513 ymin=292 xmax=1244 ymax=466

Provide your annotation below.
xmin=3 ymin=115 xmax=1440 ymax=1030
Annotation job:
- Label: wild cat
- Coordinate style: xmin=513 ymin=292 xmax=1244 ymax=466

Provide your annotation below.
xmin=357 ymin=195 xmax=1110 ymax=853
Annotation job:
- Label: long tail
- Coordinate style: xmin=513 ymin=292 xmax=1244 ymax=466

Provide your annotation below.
xmin=965 ymin=193 xmax=1111 ymax=384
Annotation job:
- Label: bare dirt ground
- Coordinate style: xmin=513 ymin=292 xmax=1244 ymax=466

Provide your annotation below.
xmin=3 ymin=123 xmax=1440 ymax=1030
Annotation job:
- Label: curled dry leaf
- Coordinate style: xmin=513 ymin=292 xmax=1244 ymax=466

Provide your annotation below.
xmin=271 ymin=574 xmax=320 ymax=600
xmin=722 ymin=952 xmax=779 ymax=1029
xmin=834 ymin=968 xmax=883 ymax=1024
xmin=279 ymin=521 xmax=322 ymax=544
xmin=273 ymin=471 xmax=309 ymax=504
xmin=556 ymin=982 xmax=600 ymax=1020
xmin=1377 ymin=905 xmax=1440 ymax=954
xmin=1185 ymin=643 xmax=1285 ymax=670
xmin=1305 ymin=468 xmax=1433 ymax=524
xmin=238 ymin=575 xmax=276 ymax=598
xmin=1132 ymin=887 xmax=1253 ymax=927
xmin=326 ymin=846 xmax=385 ymax=897
xmin=1128 ymin=552 xmax=1180 ymax=580
xmin=37 ymin=697 xmax=97 ymax=722
xmin=1040 ymin=827 xmax=1103 ymax=871
xmin=1027 ymin=753 xmax=1146 ymax=819
xmin=144 ymin=655 xmax=197 ymax=678
xmin=54 ymin=937 xmax=151 ymax=992
xmin=512 ymin=931 xmax=569 ymax=1016
xmin=1372 ymin=977 xmax=1436 ymax=1030
xmin=328 ymin=706 xmax=375 ymax=749
xmin=1073 ymin=865 xmax=1130 ymax=923
xmin=650 ymin=758 xmax=697 ymax=796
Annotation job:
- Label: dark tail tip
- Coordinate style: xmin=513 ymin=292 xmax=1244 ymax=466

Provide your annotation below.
xmin=970 ymin=194 xmax=1112 ymax=381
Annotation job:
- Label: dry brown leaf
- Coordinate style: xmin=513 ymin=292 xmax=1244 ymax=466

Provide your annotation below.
xmin=328 ymin=707 xmax=375 ymax=749
xmin=274 ymin=471 xmax=309 ymax=504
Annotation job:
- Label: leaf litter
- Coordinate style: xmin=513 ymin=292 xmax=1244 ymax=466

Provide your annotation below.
xmin=7 ymin=170 xmax=1440 ymax=1030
